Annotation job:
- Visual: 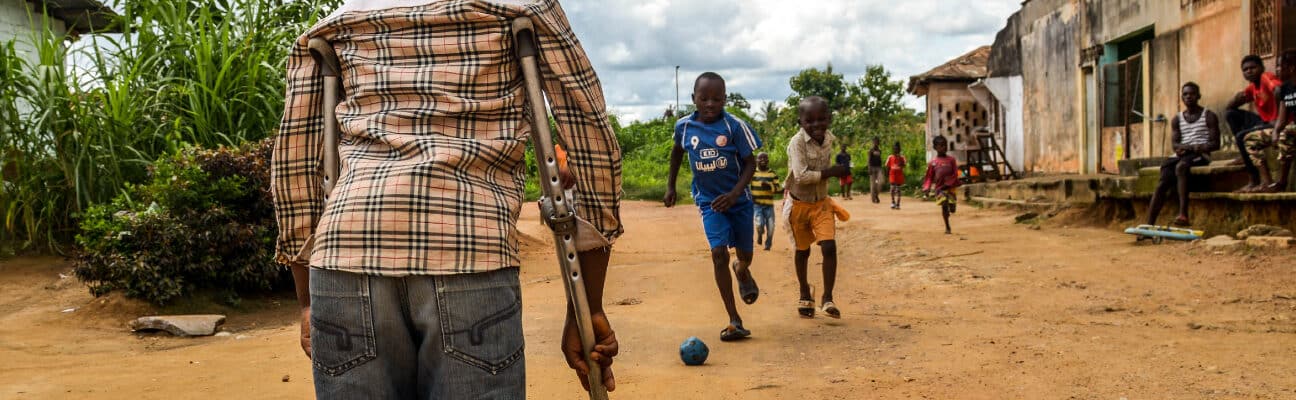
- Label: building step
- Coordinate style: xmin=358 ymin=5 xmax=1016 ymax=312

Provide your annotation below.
xmin=1118 ymin=150 xmax=1241 ymax=176
xmin=963 ymin=175 xmax=1131 ymax=205
xmin=1134 ymin=162 xmax=1250 ymax=194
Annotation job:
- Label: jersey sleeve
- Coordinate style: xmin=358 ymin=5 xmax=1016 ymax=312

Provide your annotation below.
xmin=734 ymin=119 xmax=761 ymax=158
xmin=673 ymin=119 xmax=686 ymax=148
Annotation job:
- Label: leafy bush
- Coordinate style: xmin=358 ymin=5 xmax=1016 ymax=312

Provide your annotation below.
xmin=73 ymin=139 xmax=282 ymax=305
xmin=615 ymin=118 xmax=693 ymax=202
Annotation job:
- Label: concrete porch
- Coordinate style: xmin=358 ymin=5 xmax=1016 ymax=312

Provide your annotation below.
xmin=962 ymin=163 xmax=1296 ymax=236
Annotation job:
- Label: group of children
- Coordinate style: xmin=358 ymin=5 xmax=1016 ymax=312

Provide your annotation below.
xmin=664 ymin=72 xmax=964 ymax=342
xmin=1143 ymin=51 xmax=1296 ymax=228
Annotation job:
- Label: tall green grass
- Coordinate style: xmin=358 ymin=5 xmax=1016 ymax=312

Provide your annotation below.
xmin=0 ymin=0 xmax=337 ymax=252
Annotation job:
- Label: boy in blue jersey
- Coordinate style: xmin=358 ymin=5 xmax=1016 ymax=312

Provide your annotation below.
xmin=664 ymin=72 xmax=763 ymax=341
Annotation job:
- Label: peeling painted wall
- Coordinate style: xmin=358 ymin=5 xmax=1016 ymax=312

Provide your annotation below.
xmin=1020 ymin=0 xmax=1081 ymax=173
xmin=924 ymin=81 xmax=986 ymax=162
xmin=1001 ymin=0 xmax=1255 ymax=173
xmin=0 ymin=1 xmax=67 ymax=67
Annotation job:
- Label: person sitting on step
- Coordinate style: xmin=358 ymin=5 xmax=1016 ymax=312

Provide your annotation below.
xmin=1146 ymin=82 xmax=1220 ymax=227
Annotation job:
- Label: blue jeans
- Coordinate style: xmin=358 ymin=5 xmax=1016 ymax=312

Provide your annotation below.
xmin=310 ymin=267 xmax=525 ymax=399
xmin=753 ymin=204 xmax=775 ymax=250
xmin=1225 ymin=109 xmax=1270 ymax=182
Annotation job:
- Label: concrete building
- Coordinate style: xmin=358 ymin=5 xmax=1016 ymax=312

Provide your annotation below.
xmin=978 ymin=0 xmax=1296 ymax=174
xmin=907 ymin=46 xmax=994 ymax=163
xmin=0 ymin=0 xmax=119 ymax=65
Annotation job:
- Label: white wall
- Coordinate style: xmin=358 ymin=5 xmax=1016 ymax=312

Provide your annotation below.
xmin=985 ymin=76 xmax=1025 ymax=172
xmin=0 ymin=1 xmax=68 ymax=67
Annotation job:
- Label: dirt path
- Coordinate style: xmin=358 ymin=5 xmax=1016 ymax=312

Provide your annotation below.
xmin=2 ymin=199 xmax=1294 ymax=399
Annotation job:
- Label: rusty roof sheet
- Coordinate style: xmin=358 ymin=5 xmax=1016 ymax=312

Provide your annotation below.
xmin=907 ymin=45 xmax=991 ymax=96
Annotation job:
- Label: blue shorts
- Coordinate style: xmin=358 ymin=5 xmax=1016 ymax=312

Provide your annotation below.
xmin=698 ymin=200 xmax=755 ymax=253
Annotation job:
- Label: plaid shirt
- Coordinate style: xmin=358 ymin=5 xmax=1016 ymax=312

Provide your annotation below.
xmin=273 ymin=0 xmax=623 ymax=276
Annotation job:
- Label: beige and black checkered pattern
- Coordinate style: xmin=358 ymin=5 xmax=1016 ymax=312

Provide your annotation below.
xmin=273 ymin=0 xmax=622 ymax=276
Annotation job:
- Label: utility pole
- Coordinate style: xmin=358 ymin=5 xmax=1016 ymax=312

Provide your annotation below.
xmin=674 ymin=65 xmax=680 ymax=113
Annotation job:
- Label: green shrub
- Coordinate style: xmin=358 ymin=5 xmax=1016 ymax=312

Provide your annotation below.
xmin=0 ymin=0 xmax=338 ymax=252
xmin=73 ymin=139 xmax=282 ymax=305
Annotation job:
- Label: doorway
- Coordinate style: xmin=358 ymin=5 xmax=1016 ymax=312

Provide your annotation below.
xmin=1084 ymin=67 xmax=1099 ymax=174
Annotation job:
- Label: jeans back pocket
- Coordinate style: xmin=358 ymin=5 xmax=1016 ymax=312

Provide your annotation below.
xmin=310 ymin=269 xmax=378 ymax=376
xmin=434 ymin=268 xmax=524 ymax=375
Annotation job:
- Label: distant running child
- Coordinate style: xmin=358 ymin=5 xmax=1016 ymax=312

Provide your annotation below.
xmin=922 ymin=136 xmax=961 ymax=234
xmin=664 ymin=72 xmax=763 ymax=341
xmin=836 ymin=144 xmax=854 ymax=200
xmin=784 ymin=96 xmax=851 ymax=319
xmin=885 ymin=142 xmax=907 ymax=209
xmin=751 ymin=152 xmax=781 ymax=251
xmin=868 ymin=137 xmax=884 ymax=204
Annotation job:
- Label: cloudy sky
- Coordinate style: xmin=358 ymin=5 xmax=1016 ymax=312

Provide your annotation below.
xmin=559 ymin=0 xmax=1021 ymax=122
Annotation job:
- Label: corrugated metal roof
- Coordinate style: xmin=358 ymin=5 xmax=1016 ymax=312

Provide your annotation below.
xmin=31 ymin=0 xmax=121 ymax=34
xmin=907 ymin=45 xmax=992 ymax=96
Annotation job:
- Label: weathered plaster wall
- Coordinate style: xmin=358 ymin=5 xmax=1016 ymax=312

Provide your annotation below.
xmin=925 ymin=82 xmax=986 ymax=162
xmin=1174 ymin=2 xmax=1246 ymax=130
xmin=989 ymin=11 xmax=1023 ymax=78
xmin=1005 ymin=0 xmax=1253 ymax=173
xmin=1020 ymin=0 xmax=1081 ymax=173
xmin=0 ymin=2 xmax=67 ymax=67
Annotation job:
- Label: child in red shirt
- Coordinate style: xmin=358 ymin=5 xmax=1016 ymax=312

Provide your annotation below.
xmin=885 ymin=142 xmax=907 ymax=209
xmin=922 ymin=136 xmax=960 ymax=234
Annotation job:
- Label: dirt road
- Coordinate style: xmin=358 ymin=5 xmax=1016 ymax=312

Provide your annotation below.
xmin=2 ymin=199 xmax=1294 ymax=399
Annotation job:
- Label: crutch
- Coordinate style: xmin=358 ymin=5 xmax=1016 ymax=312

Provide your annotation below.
xmin=513 ymin=18 xmax=610 ymax=400
xmin=307 ymin=38 xmax=342 ymax=197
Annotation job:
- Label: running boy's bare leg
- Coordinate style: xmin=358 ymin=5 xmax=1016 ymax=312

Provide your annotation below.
xmin=819 ymin=240 xmax=837 ymax=304
xmin=942 ymin=204 xmax=952 ymax=234
xmin=709 ymin=248 xmax=741 ymax=325
xmin=794 ymin=249 xmax=812 ymax=301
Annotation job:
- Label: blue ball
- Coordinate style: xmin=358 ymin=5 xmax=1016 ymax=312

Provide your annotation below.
xmin=679 ymin=336 xmax=709 ymax=366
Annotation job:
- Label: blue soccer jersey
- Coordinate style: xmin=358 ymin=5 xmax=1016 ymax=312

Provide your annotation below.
xmin=674 ymin=112 xmax=763 ymax=204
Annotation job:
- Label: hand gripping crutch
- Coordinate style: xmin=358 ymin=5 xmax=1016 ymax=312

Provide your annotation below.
xmin=307 ymin=38 xmax=342 ymax=197
xmin=513 ymin=18 xmax=610 ymax=400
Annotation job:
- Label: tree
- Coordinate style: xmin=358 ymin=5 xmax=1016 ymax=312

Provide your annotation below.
xmin=839 ymin=64 xmax=908 ymax=142
xmin=726 ymin=92 xmax=751 ymax=112
xmin=787 ymin=63 xmax=847 ymax=110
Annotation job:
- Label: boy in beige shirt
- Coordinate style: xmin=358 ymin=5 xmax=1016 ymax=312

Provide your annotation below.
xmin=783 ymin=96 xmax=850 ymax=318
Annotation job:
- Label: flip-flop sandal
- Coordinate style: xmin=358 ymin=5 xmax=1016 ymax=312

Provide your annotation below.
xmin=720 ymin=323 xmax=751 ymax=342
xmin=797 ymin=299 xmax=815 ymax=318
xmin=732 ymin=261 xmax=759 ymax=305
xmin=797 ymin=286 xmax=815 ymax=318
xmin=821 ymin=301 xmax=841 ymax=319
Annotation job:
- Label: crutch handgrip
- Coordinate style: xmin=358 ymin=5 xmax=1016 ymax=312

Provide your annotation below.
xmin=513 ymin=18 xmax=537 ymax=59
xmin=308 ymin=38 xmax=341 ymax=77
xmin=307 ymin=38 xmax=342 ymax=197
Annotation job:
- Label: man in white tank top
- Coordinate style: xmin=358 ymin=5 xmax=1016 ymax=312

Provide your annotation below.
xmin=1146 ymin=82 xmax=1221 ymax=227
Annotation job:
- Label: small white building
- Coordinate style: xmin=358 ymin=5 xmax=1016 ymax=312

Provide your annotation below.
xmin=0 ymin=0 xmax=119 ymax=65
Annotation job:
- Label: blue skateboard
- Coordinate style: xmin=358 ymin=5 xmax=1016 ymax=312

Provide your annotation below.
xmin=1123 ymin=225 xmax=1204 ymax=244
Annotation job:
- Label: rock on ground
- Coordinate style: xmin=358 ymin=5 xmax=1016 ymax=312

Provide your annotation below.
xmin=128 ymin=315 xmax=226 ymax=337
xmin=1237 ymin=225 xmax=1294 ymax=240
xmin=1246 ymin=236 xmax=1295 ymax=250
xmin=1201 ymin=235 xmax=1243 ymax=250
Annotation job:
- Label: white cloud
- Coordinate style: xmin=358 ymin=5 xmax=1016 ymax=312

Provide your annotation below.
xmin=564 ymin=0 xmax=1020 ymax=122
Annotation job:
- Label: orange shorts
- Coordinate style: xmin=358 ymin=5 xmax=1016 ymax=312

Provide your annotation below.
xmin=788 ymin=198 xmax=837 ymax=250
